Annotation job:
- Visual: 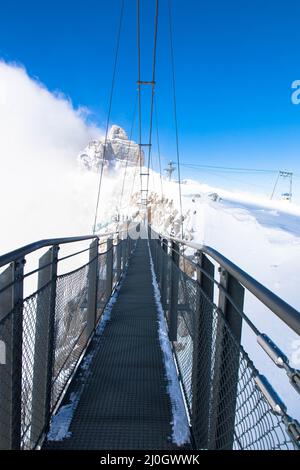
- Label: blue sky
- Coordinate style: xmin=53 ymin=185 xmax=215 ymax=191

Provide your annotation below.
xmin=1 ymin=0 xmax=300 ymax=196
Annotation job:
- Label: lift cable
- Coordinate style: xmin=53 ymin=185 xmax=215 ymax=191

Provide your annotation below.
xmin=180 ymin=163 xmax=281 ymax=173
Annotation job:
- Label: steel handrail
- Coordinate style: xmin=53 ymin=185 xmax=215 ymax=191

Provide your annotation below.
xmin=0 ymin=224 xmax=134 ymax=268
xmin=0 ymin=235 xmax=99 ymax=268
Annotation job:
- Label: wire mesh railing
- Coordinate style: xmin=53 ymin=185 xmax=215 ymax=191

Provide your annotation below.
xmin=1 ymin=221 xmax=298 ymax=450
xmin=0 ymin=230 xmax=133 ymax=450
xmin=148 ymin=226 xmax=300 ymax=450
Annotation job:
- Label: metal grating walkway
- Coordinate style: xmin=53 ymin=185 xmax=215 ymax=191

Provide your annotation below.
xmin=44 ymin=239 xmax=187 ymax=450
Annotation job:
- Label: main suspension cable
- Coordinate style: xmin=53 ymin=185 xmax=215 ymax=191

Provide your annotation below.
xmin=92 ymin=0 xmax=125 ymax=234
xmin=137 ymin=0 xmax=159 ymax=210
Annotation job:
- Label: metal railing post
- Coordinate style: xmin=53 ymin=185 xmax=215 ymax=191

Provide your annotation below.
xmin=11 ymin=259 xmax=24 ymax=450
xmin=86 ymin=239 xmax=99 ymax=339
xmin=160 ymin=239 xmax=168 ymax=309
xmin=158 ymin=236 xmax=163 ymax=287
xmin=121 ymin=235 xmax=126 ymax=272
xmin=191 ymin=252 xmax=215 ymax=449
xmin=126 ymin=225 xmax=131 ymax=262
xmin=0 ymin=265 xmax=12 ymax=450
xmin=150 ymin=227 xmax=155 ymax=271
xmin=106 ymin=238 xmax=113 ymax=300
xmin=129 ymin=229 xmax=133 ymax=256
xmin=169 ymin=241 xmax=179 ymax=341
xmin=152 ymin=232 xmax=157 ymax=273
xmin=155 ymin=237 xmax=160 ymax=284
xmin=152 ymin=231 xmax=157 ymax=272
xmin=0 ymin=259 xmax=24 ymax=450
xmin=209 ymin=270 xmax=244 ymax=450
xmin=31 ymin=246 xmax=58 ymax=446
xmin=126 ymin=233 xmax=129 ymax=263
xmin=116 ymin=236 xmax=121 ymax=281
xmin=155 ymin=237 xmax=159 ymax=275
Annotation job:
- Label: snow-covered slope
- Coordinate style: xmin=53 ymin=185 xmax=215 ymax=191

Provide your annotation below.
xmin=145 ymin=173 xmax=300 ymax=309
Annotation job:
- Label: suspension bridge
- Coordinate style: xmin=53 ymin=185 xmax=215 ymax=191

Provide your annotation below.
xmin=0 ymin=0 xmax=300 ymax=452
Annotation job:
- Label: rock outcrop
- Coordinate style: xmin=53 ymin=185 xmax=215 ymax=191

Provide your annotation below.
xmin=78 ymin=125 xmax=144 ymax=172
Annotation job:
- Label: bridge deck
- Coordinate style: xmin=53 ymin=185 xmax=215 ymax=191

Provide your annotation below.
xmin=44 ymin=239 xmax=185 ymax=450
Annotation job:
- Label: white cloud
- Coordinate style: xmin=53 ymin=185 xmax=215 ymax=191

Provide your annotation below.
xmin=0 ymin=61 xmax=102 ymax=253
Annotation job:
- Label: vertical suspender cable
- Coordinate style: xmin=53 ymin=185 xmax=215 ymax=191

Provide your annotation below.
xmin=154 ymin=96 xmax=164 ymax=199
xmin=127 ymin=152 xmax=140 ymax=219
xmin=92 ymin=0 xmax=125 ymax=234
xmin=118 ymin=94 xmax=138 ymax=215
xmin=137 ymin=0 xmax=159 ymax=209
xmin=145 ymin=0 xmax=159 ymax=201
xmin=137 ymin=0 xmax=143 ymax=206
xmin=168 ymin=0 xmax=184 ymax=238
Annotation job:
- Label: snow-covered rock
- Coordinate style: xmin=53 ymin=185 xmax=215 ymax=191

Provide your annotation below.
xmin=78 ymin=125 xmax=144 ymax=172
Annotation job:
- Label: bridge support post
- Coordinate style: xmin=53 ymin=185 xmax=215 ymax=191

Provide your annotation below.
xmin=152 ymin=235 xmax=156 ymax=272
xmin=0 ymin=259 xmax=24 ymax=450
xmin=106 ymin=238 xmax=113 ymax=301
xmin=191 ymin=253 xmax=214 ymax=449
xmin=158 ymin=236 xmax=163 ymax=288
xmin=121 ymin=235 xmax=126 ymax=271
xmin=116 ymin=236 xmax=121 ymax=282
xmin=31 ymin=246 xmax=58 ymax=447
xmin=155 ymin=237 xmax=160 ymax=284
xmin=156 ymin=237 xmax=160 ymax=275
xmin=169 ymin=241 xmax=179 ymax=341
xmin=208 ymin=271 xmax=244 ymax=450
xmin=152 ymin=236 xmax=158 ymax=274
xmin=126 ymin=232 xmax=130 ymax=261
xmin=160 ymin=239 xmax=168 ymax=309
xmin=86 ymin=239 xmax=99 ymax=339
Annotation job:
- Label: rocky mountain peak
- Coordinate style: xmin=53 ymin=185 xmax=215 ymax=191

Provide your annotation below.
xmin=78 ymin=124 xmax=144 ymax=172
xmin=109 ymin=125 xmax=128 ymax=141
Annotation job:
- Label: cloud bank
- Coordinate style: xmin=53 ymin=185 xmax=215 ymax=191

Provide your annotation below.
xmin=0 ymin=61 xmax=102 ymax=253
